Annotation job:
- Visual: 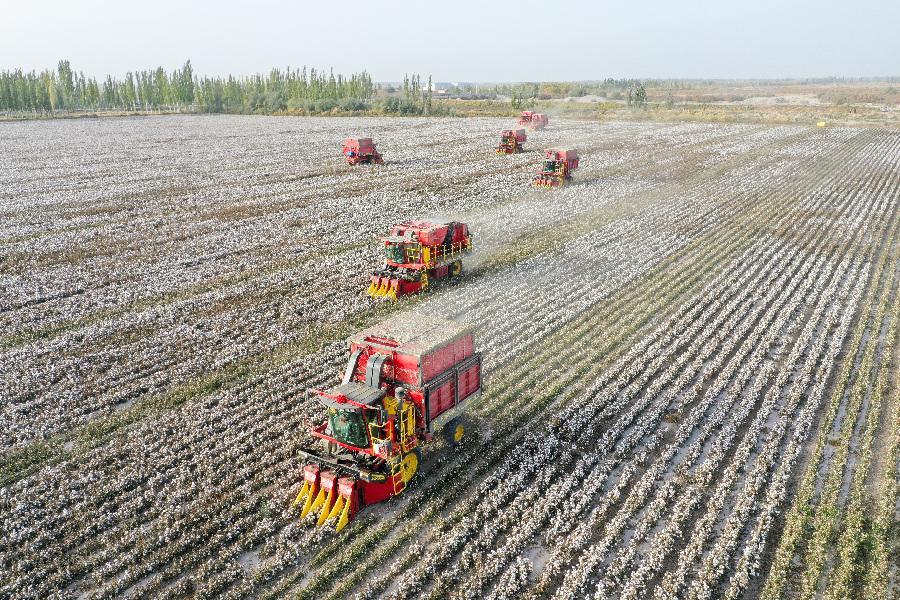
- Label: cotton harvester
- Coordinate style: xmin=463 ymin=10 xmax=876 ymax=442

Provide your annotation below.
xmin=293 ymin=312 xmax=483 ymax=531
xmin=533 ymin=148 xmax=579 ymax=188
xmin=516 ymin=111 xmax=549 ymax=130
xmin=367 ymin=219 xmax=473 ymax=300
xmin=342 ymin=138 xmax=384 ymax=165
xmin=496 ymin=128 xmax=527 ymax=154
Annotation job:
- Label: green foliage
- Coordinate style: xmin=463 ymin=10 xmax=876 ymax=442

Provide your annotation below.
xmin=0 ymin=61 xmax=450 ymax=118
xmin=0 ymin=59 xmax=375 ymax=114
xmin=458 ymin=78 xmax=644 ymax=101
xmin=193 ymin=66 xmax=375 ymax=114
xmin=627 ymin=83 xmax=647 ymax=107
xmin=0 ymin=441 xmax=60 ymax=488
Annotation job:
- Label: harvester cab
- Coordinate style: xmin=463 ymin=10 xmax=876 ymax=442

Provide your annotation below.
xmin=342 ymin=137 xmax=384 ymax=165
xmin=533 ymin=148 xmax=579 ymax=188
xmin=367 ymin=219 xmax=473 ymax=300
xmin=293 ymin=313 xmax=483 ymax=532
xmin=497 ymin=128 xmax=527 ymax=154
xmin=516 ymin=111 xmax=548 ymax=130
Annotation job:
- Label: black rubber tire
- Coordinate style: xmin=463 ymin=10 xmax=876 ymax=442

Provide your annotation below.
xmin=443 ymin=417 xmax=466 ymax=447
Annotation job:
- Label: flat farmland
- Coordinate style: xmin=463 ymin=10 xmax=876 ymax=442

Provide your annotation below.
xmin=1 ymin=115 xmax=897 ymax=599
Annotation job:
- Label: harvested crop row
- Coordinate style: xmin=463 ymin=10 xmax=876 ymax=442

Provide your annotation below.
xmin=0 ymin=116 xmax=895 ymax=600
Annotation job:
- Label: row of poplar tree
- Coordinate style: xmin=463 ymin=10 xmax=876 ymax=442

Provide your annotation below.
xmin=0 ymin=60 xmax=378 ymax=114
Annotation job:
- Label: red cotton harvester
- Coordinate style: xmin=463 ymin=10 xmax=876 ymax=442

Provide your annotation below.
xmin=367 ymin=220 xmax=473 ymax=300
xmin=293 ymin=312 xmax=482 ymax=532
xmin=496 ymin=128 xmax=527 ymax=154
xmin=516 ymin=111 xmax=549 ymax=130
xmin=533 ymin=148 xmax=579 ymax=188
xmin=342 ymin=138 xmax=384 ymax=165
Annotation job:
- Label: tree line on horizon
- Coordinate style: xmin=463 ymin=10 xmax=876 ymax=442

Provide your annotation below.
xmin=3 ymin=61 xmax=898 ymax=116
xmin=0 ymin=60 xmax=385 ymax=115
xmin=0 ymin=60 xmax=638 ymax=116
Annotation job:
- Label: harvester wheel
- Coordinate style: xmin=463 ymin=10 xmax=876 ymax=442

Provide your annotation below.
xmin=400 ymin=449 xmax=421 ymax=484
xmin=444 ymin=417 xmax=466 ymax=447
xmin=450 ymin=260 xmax=463 ymax=278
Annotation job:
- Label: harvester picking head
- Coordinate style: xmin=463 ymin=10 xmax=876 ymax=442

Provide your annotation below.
xmin=292 ymin=463 xmax=362 ymax=533
xmin=291 ymin=384 xmax=403 ymax=534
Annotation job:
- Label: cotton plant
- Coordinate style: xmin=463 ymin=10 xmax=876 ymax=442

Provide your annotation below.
xmin=520 ymin=166 xmax=880 ymax=596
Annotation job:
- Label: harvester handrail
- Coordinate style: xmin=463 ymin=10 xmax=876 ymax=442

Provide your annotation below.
xmin=406 ymin=239 xmax=472 ymax=267
xmin=368 ymin=419 xmax=394 ymax=455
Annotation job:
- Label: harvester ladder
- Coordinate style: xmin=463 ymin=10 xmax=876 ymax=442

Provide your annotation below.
xmin=399 ymin=402 xmax=417 ymax=453
xmin=389 ymin=455 xmax=406 ymax=495
xmin=550 ymin=161 xmax=568 ymax=186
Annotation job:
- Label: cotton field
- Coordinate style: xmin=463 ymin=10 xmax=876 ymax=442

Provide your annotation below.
xmin=0 ymin=115 xmax=897 ymax=599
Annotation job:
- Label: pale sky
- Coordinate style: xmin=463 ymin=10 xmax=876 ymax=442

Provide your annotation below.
xmin=1 ymin=0 xmax=897 ymax=81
